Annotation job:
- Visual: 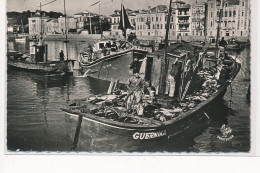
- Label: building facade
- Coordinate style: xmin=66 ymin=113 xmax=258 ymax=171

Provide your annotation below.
xmin=174 ymin=1 xmax=192 ymax=36
xmin=28 ymin=13 xmax=49 ymax=35
xmin=58 ymin=16 xmax=77 ymax=34
xmin=207 ymin=0 xmax=250 ymax=38
xmin=191 ymin=2 xmax=207 ymax=36
xmin=135 ymin=5 xmax=176 ymax=40
xmin=46 ymin=19 xmax=59 ymax=34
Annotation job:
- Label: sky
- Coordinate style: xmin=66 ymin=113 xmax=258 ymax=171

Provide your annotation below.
xmin=6 ymin=0 xmax=207 ymax=16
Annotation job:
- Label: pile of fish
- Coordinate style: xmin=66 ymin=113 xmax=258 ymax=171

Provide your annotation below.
xmin=66 ymin=68 xmax=223 ymax=124
xmin=145 ymin=68 xmax=222 ymax=122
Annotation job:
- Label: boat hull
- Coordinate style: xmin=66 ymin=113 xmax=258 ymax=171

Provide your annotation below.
xmin=8 ymin=59 xmax=74 ymax=73
xmin=79 ymin=49 xmax=148 ymax=84
xmin=65 ymin=112 xmax=167 ymax=152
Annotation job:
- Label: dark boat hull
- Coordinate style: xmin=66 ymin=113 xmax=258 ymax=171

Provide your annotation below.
xmin=65 ymin=113 xmax=167 ymax=152
xmin=79 ymin=49 xmax=148 ymax=84
xmin=7 ymin=59 xmax=74 ymax=73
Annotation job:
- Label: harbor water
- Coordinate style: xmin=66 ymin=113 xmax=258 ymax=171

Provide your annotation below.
xmin=7 ymin=40 xmax=250 ymax=152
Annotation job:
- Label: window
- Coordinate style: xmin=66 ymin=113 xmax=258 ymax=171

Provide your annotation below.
xmin=233 ymin=10 xmax=236 ymax=17
xmin=211 ymin=12 xmax=213 ymax=18
xmin=156 ymin=17 xmax=158 ymax=22
xmin=224 ymin=21 xmax=227 ymax=27
xmin=148 ymin=32 xmax=150 ymax=36
xmin=152 ymin=17 xmax=153 ymax=22
xmin=241 ymin=31 xmax=243 ymax=36
xmin=242 ymin=2 xmax=244 ymax=6
xmin=217 ymin=11 xmax=219 ymax=17
xmin=161 ymin=24 xmax=163 ymax=29
xmin=225 ymin=3 xmax=228 ymax=7
xmin=211 ymin=21 xmax=213 ymax=27
xmin=229 ymin=11 xmax=232 ymax=17
xmin=242 ymin=11 xmax=244 ymax=16
xmin=241 ymin=20 xmax=243 ymax=27
xmin=225 ymin=11 xmax=227 ymax=17
xmin=211 ymin=4 xmax=213 ymax=8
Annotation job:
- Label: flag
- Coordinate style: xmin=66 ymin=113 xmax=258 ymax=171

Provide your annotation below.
xmin=119 ymin=4 xmax=132 ymax=37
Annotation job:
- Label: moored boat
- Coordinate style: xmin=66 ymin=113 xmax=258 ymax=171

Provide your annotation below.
xmin=7 ymin=44 xmax=74 ymax=73
xmin=61 ymin=45 xmax=241 ymax=151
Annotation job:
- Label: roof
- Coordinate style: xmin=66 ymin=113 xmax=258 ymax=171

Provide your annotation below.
xmin=150 ymin=5 xmax=168 ymax=13
xmin=224 ymin=0 xmax=239 ymax=5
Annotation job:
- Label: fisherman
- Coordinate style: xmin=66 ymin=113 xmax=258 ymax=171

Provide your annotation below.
xmin=101 ymin=45 xmax=107 ymax=57
xmin=59 ymin=50 xmax=64 ymax=61
xmin=126 ymin=72 xmax=145 ymax=116
xmin=87 ymin=45 xmax=93 ymax=61
xmin=129 ymin=58 xmax=139 ymax=74
xmin=219 ymin=37 xmax=227 ymax=48
xmin=111 ymin=41 xmax=118 ymax=52
xmin=165 ymin=58 xmax=179 ymax=97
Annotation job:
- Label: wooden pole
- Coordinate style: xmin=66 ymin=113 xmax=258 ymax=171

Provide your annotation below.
xmin=72 ymin=114 xmax=83 ymax=150
xmin=215 ymin=0 xmax=223 ymax=57
xmin=159 ymin=0 xmax=173 ymax=94
xmin=64 ymin=0 xmax=69 ymax=60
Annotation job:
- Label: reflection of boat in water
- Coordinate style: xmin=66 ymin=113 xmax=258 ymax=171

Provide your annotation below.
xmin=46 ymin=69 xmax=66 ymax=81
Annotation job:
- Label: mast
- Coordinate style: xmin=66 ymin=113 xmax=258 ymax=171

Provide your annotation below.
xmin=40 ymin=2 xmax=43 ymax=45
xmin=160 ymin=0 xmax=173 ymax=94
xmin=64 ymin=0 xmax=68 ymax=60
xmin=215 ymin=0 xmax=224 ymax=56
xmin=99 ymin=3 xmax=102 ymax=36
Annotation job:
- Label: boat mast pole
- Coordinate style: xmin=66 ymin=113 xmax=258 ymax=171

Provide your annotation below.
xmin=64 ymin=0 xmax=68 ymax=60
xmin=160 ymin=0 xmax=172 ymax=94
xmin=40 ymin=2 xmax=43 ymax=45
xmin=99 ymin=2 xmax=102 ymax=36
xmin=215 ymin=0 xmax=224 ymax=57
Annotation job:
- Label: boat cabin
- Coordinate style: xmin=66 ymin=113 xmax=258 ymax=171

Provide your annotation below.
xmin=93 ymin=40 xmax=113 ymax=52
xmin=28 ymin=43 xmax=48 ymax=63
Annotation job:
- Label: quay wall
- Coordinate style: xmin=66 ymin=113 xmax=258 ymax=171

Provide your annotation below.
xmin=27 ymin=33 xmax=250 ymax=43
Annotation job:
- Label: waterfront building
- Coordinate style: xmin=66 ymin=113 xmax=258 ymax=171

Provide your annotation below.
xmin=206 ymin=0 xmax=250 ymax=38
xmin=174 ymin=1 xmax=192 ymax=37
xmin=58 ymin=16 xmax=77 ymax=34
xmin=74 ymin=12 xmax=87 ymax=30
xmin=191 ymin=2 xmax=207 ymax=36
xmin=109 ymin=9 xmax=137 ymax=38
xmin=46 ymin=19 xmax=59 ymax=34
xmin=28 ymin=12 xmax=49 ymax=35
xmin=135 ymin=5 xmax=176 ymax=40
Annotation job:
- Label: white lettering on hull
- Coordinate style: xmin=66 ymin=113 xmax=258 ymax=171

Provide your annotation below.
xmin=133 ymin=130 xmax=166 ymax=140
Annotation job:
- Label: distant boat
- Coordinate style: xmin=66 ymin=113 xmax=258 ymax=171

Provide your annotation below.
xmin=7 ymin=45 xmax=74 ymax=73
xmin=15 ymin=35 xmax=27 ymax=42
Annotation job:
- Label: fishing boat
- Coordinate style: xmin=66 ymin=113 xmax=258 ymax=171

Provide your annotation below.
xmin=61 ymin=0 xmax=241 ymax=151
xmin=61 ymin=46 xmax=241 ymax=151
xmin=75 ymin=4 xmax=150 ymax=83
xmin=15 ymin=36 xmax=27 ymax=42
xmin=226 ymin=38 xmax=241 ymax=50
xmin=7 ymin=44 xmax=74 ymax=73
xmin=8 ymin=1 xmax=74 ymax=74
